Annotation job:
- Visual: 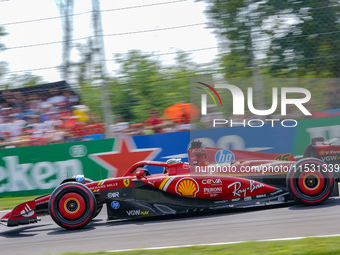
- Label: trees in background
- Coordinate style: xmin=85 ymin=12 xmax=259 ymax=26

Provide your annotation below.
xmin=201 ymin=0 xmax=340 ymax=78
xmin=0 ymin=26 xmax=8 ymax=84
xmin=2 ymin=0 xmax=340 ymax=121
xmin=77 ymin=50 xmax=201 ymax=122
xmin=199 ymin=0 xmax=340 ymax=112
xmin=265 ymin=0 xmax=340 ymax=78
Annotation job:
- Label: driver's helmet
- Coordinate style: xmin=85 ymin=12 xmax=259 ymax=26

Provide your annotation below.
xmin=137 ymin=167 xmax=150 ymax=176
xmin=163 ymin=158 xmax=182 ymax=173
xmin=166 ymin=158 xmax=182 ymax=164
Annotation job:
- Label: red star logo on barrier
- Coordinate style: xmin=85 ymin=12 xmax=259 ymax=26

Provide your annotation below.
xmin=89 ymin=137 xmax=161 ymax=178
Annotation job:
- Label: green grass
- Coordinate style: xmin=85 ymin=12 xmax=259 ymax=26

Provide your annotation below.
xmin=60 ymin=236 xmax=340 ymax=255
xmin=0 ymin=196 xmax=39 ymax=210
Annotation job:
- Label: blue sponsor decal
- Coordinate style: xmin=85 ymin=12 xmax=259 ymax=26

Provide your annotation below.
xmin=75 ymin=175 xmax=84 ymax=182
xmin=111 ymin=201 xmax=120 ymax=209
xmin=215 ymin=150 xmax=235 ymax=164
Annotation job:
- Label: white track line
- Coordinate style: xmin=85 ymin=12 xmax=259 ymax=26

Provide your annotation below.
xmin=106 ymin=234 xmax=340 ymax=253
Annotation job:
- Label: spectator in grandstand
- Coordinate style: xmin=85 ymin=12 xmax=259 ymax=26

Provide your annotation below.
xmin=27 ymin=93 xmax=41 ymax=108
xmin=43 ymin=112 xmax=63 ymax=132
xmin=23 ymin=101 xmax=37 ymax=120
xmin=11 ymin=105 xmax=25 ymax=119
xmin=0 ymin=113 xmax=25 ymax=144
xmin=44 ymin=123 xmax=68 ymax=144
xmin=66 ymin=131 xmax=83 ymax=143
xmin=72 ymin=104 xmax=89 ymax=123
xmin=145 ymin=109 xmax=166 ymax=134
xmin=0 ymin=107 xmax=11 ymax=124
xmin=4 ymin=91 xmax=26 ymax=111
xmin=11 ymin=126 xmax=33 ymax=147
xmin=62 ymin=89 xmax=79 ymax=109
xmin=39 ymin=104 xmax=54 ymax=122
xmin=0 ymin=131 xmax=14 ymax=148
xmin=124 ymin=123 xmax=145 ymax=136
xmin=10 ymin=114 xmax=26 ymax=140
xmin=0 ymin=116 xmax=13 ymax=139
xmin=161 ymin=121 xmax=175 ymax=133
xmin=62 ymin=115 xmax=78 ymax=130
xmin=47 ymin=89 xmax=66 ymax=104
xmin=110 ymin=115 xmax=129 ymax=137
xmin=37 ymin=94 xmax=51 ymax=110
xmin=46 ymin=88 xmax=68 ymax=113
xmin=27 ymin=115 xmax=47 ymax=138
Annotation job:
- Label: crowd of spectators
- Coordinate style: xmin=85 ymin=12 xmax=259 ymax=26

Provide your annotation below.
xmin=110 ymin=108 xmax=192 ymax=137
xmin=0 ymin=86 xmax=105 ymax=148
xmin=2 ymin=81 xmax=340 ymax=148
xmin=0 ymin=83 xmax=194 ymax=148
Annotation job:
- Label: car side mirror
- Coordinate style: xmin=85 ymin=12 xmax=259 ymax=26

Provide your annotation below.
xmin=312 ymin=137 xmax=324 ymax=145
xmin=135 ymin=169 xmax=144 ymax=178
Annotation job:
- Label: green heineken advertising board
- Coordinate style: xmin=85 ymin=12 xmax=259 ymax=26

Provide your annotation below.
xmin=0 ymin=139 xmax=116 ymax=198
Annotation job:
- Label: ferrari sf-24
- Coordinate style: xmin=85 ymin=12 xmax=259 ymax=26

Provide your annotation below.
xmin=1 ymin=137 xmax=339 ymax=230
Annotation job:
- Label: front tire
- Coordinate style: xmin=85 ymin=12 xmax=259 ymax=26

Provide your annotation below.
xmin=48 ymin=182 xmax=97 ymax=230
xmin=286 ymin=158 xmax=334 ymax=205
xmin=83 ymin=178 xmax=103 ymax=218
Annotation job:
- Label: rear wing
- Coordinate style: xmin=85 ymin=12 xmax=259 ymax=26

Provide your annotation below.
xmin=188 ymin=140 xmax=296 ymax=166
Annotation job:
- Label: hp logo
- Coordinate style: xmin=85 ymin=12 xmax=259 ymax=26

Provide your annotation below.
xmin=215 ymin=150 xmax=235 ymax=164
xmin=111 ymin=201 xmax=120 ymax=209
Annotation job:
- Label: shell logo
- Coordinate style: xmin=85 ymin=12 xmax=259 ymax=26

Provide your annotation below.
xmin=175 ymin=178 xmax=199 ymax=197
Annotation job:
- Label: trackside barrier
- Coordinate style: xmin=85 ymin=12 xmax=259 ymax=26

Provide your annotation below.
xmin=1 ymin=116 xmax=339 ymax=197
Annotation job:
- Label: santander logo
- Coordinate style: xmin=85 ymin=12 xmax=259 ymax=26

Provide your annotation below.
xmin=21 ymin=203 xmax=34 ymax=217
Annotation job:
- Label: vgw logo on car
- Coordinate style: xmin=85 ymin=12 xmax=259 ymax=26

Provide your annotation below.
xmin=321 ymin=155 xmax=340 ymax=162
xmin=198 ymin=82 xmax=311 ymax=128
xmin=126 ymin=210 xmax=149 ymax=216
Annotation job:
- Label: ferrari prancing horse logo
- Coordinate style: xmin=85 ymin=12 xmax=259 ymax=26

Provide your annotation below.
xmin=123 ymin=179 xmax=130 ymax=187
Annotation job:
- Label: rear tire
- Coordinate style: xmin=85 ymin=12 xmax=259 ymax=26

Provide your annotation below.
xmin=48 ymin=182 xmax=97 ymax=230
xmin=286 ymin=158 xmax=334 ymax=205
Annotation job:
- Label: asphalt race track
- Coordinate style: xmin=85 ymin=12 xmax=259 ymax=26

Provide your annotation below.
xmin=1 ymin=198 xmax=340 ymax=255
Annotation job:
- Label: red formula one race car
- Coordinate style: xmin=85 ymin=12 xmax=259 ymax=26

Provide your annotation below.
xmin=1 ymin=137 xmax=339 ymax=230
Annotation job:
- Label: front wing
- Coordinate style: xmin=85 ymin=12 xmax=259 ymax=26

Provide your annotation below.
xmin=0 ymin=200 xmax=40 ymax=227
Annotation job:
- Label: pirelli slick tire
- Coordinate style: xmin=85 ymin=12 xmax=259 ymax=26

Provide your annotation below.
xmin=83 ymin=178 xmax=103 ymax=219
xmin=286 ymin=158 xmax=334 ymax=205
xmin=48 ymin=182 xmax=97 ymax=230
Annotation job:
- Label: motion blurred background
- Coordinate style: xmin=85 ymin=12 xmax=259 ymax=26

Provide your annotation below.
xmin=0 ymin=0 xmax=339 ymax=143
